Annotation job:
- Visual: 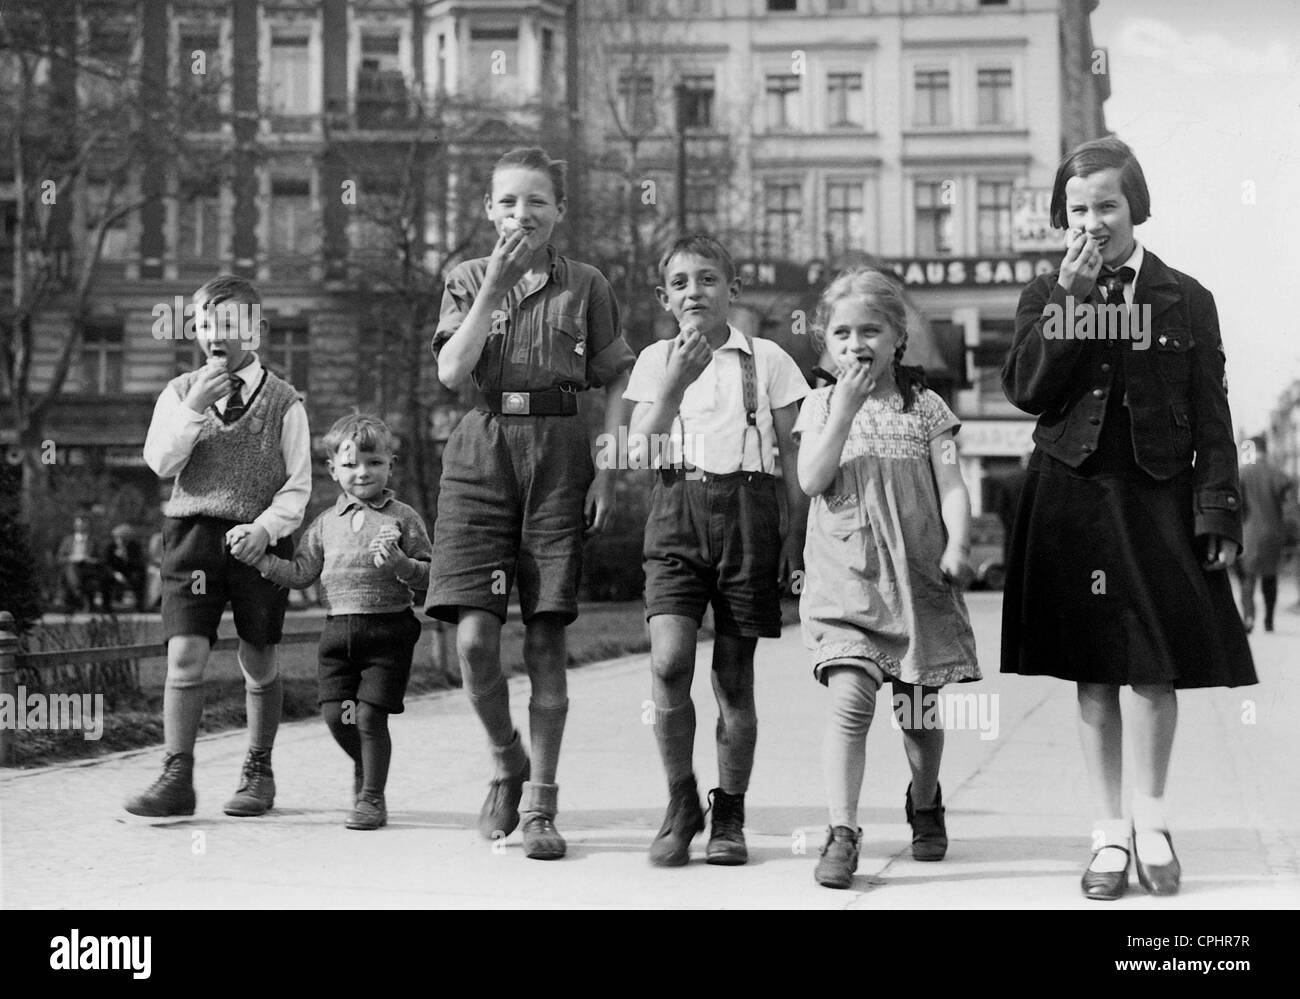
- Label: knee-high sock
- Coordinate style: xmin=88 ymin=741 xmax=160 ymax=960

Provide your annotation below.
xmin=823 ymin=667 xmax=878 ymax=829
xmin=654 ymin=701 xmax=697 ymax=787
xmin=467 ymin=672 xmax=517 ymax=752
xmin=716 ymin=688 xmax=758 ymax=795
xmin=357 ymin=702 xmax=392 ymax=797
xmin=893 ymin=684 xmax=944 ymax=808
xmin=528 ymin=699 xmax=568 ymax=785
xmin=245 ymin=673 xmax=283 ymax=752
xmin=163 ymin=676 xmax=205 ymax=756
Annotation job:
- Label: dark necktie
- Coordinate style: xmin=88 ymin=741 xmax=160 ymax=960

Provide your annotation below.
xmin=223 ymin=375 xmax=246 ymax=424
xmin=1098 ymin=265 xmax=1135 ymax=304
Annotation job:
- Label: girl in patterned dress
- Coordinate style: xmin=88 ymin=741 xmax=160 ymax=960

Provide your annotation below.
xmin=794 ymin=268 xmax=981 ymax=889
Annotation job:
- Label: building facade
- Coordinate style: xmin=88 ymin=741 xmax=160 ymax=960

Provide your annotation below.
xmin=2 ymin=0 xmax=576 ymax=538
xmin=588 ymin=0 xmax=1109 ymax=512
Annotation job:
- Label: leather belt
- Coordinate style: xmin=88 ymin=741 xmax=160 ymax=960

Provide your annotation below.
xmin=480 ymin=388 xmax=579 ymax=416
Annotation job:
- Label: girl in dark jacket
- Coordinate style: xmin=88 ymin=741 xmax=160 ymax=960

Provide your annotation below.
xmin=1000 ymin=136 xmax=1255 ymax=901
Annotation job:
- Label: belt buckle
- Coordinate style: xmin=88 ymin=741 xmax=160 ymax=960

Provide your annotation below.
xmin=502 ymin=391 xmax=530 ymax=415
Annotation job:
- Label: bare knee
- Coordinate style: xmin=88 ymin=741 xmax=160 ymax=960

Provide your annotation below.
xmin=166 ymin=635 xmax=210 ymax=686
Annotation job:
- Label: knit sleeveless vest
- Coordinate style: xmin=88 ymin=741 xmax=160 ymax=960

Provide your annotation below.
xmin=163 ymin=369 xmax=297 ymax=522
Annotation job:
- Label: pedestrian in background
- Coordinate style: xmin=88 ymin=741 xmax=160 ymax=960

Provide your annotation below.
xmin=1236 ymin=436 xmax=1294 ymax=633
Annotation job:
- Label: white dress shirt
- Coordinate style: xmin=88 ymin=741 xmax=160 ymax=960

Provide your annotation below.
xmin=143 ymin=354 xmax=312 ymax=543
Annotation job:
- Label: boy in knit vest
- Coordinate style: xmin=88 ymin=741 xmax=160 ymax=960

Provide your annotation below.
xmin=246 ymin=414 xmax=431 ymax=830
xmin=126 ymin=274 xmax=311 ymax=818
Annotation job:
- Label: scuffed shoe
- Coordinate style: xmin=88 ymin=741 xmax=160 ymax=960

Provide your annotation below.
xmin=905 ymin=782 xmax=947 ymax=861
xmin=346 ymin=792 xmax=387 ymax=831
xmin=814 ymin=825 xmax=861 ymax=889
xmin=124 ymin=752 xmax=196 ymax=817
xmin=705 ymin=788 xmax=748 ymax=865
xmin=649 ymin=775 xmax=705 ymax=867
xmin=223 ymin=748 xmax=276 ymax=817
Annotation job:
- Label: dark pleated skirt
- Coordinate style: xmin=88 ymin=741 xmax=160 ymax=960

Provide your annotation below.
xmin=1000 ymin=449 xmax=1257 ymax=688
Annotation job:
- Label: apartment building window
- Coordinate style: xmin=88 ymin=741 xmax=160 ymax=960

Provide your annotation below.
xmin=685 ymin=183 xmax=717 ymax=232
xmin=827 ymin=72 xmax=863 ymax=127
xmin=269 ymin=177 xmax=318 ymax=260
xmin=977 ymin=67 xmax=1014 ymax=126
xmin=178 ymin=28 xmax=221 ymax=129
xmin=264 ymin=320 xmax=310 ymax=392
xmin=86 ymin=181 xmax=130 ymax=259
xmin=913 ymin=69 xmax=951 ymax=127
xmin=177 ymin=181 xmax=221 ymax=260
xmin=765 ymin=182 xmax=802 ymax=258
xmin=541 ymin=28 xmax=557 ymax=92
xmin=765 ymin=74 xmax=801 ymax=130
xmin=269 ymin=31 xmax=313 ymax=123
xmin=357 ymin=30 xmax=407 ymax=128
xmin=977 ymin=180 xmax=1013 ymax=253
xmin=914 ymin=181 xmax=953 ymax=255
xmin=681 ymin=74 xmax=714 ymax=129
xmin=81 ymin=320 xmax=124 ymax=395
xmin=436 ymin=34 xmax=447 ymax=93
xmin=174 ymin=340 xmax=203 ymax=375
xmin=768 ymin=0 xmax=798 ymax=10
xmin=826 ymin=182 xmax=864 ymax=254
xmin=0 ymin=199 xmax=16 ymax=279
xmin=618 ymin=72 xmax=656 ymax=131
xmin=469 ymin=26 xmax=519 ymax=102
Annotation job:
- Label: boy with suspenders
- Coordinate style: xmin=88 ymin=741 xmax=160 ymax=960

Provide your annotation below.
xmin=625 ymin=234 xmax=809 ymax=866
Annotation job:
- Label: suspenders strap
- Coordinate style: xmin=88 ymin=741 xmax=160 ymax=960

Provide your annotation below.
xmin=675 ymin=333 xmax=768 ymax=475
xmin=738 ymin=334 xmax=766 ymax=474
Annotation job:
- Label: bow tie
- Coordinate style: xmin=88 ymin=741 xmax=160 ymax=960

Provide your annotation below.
xmin=1097 ymin=266 xmax=1135 ymax=303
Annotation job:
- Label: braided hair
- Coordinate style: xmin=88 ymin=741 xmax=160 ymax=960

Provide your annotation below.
xmin=812 ymin=267 xmax=928 ymax=412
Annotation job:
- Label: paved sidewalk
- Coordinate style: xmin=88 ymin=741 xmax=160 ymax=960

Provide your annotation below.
xmin=2 ymin=593 xmax=1297 ymax=909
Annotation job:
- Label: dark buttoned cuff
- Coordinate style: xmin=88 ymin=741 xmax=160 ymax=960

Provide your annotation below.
xmin=1194 ymin=489 xmax=1242 ymax=545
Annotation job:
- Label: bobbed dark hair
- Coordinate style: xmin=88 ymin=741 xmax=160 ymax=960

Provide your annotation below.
xmin=1049 ymin=136 xmax=1151 ymax=229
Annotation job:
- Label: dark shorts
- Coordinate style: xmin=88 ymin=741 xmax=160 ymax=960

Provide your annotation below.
xmin=426 ymin=409 xmax=594 ymax=626
xmin=643 ymin=470 xmax=783 ymax=639
xmin=160 ymin=516 xmax=292 ymax=647
xmin=318 ymin=610 xmax=422 ymax=714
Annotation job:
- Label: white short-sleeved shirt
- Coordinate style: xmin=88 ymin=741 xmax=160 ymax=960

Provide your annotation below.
xmin=624 ymin=325 xmax=810 ymax=474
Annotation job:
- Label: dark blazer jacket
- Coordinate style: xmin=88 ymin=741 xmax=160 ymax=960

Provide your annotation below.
xmin=1001 ymin=248 xmax=1242 ymax=545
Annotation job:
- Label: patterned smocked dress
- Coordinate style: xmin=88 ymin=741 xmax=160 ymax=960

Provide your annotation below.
xmin=795 ymin=385 xmax=981 ymax=686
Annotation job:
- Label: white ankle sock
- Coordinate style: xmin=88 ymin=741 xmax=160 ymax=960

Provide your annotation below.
xmin=1131 ymin=793 xmax=1174 ymax=864
xmin=1089 ymin=818 xmax=1131 ymax=872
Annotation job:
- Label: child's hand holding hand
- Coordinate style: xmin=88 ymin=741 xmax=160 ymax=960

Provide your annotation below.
xmin=227 ymin=524 xmax=270 ymax=564
xmin=939 ymin=545 xmax=974 ymax=590
xmin=664 ymin=325 xmax=713 ymax=393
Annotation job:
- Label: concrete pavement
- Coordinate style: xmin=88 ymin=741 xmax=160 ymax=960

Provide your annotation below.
xmin=2 ymin=591 xmax=1298 ymax=909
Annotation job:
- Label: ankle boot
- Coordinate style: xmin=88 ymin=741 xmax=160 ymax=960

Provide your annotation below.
xmin=479 ymin=732 xmax=530 ymax=840
xmin=649 ymin=775 xmax=705 ymax=867
xmin=905 ymin=781 xmax=947 ymax=861
xmin=705 ymin=788 xmax=748 ymax=865
xmin=124 ymin=752 xmax=196 ymax=817
xmin=223 ymin=748 xmax=276 ymax=816
xmin=520 ymin=781 xmax=566 ymax=860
